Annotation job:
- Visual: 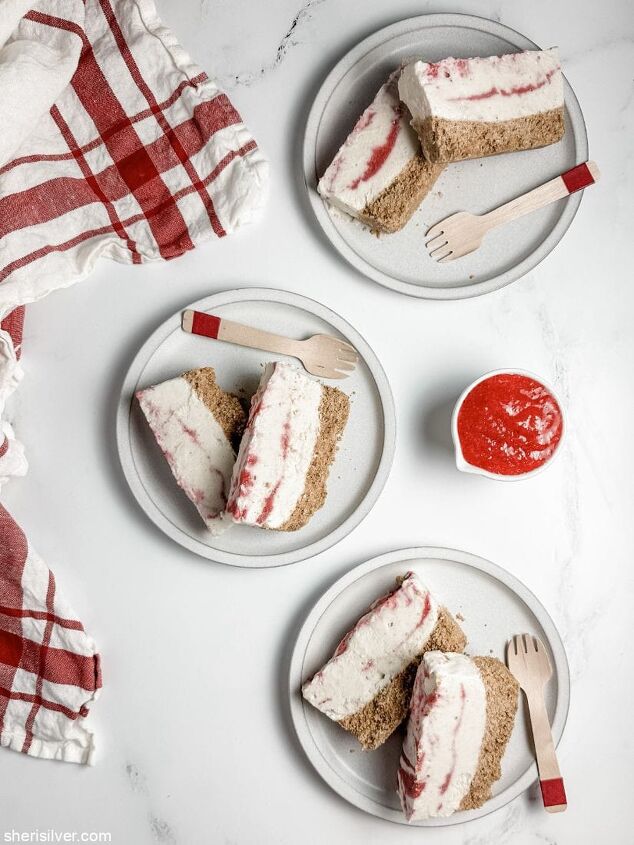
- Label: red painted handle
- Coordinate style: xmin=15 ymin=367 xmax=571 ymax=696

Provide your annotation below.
xmin=190 ymin=310 xmax=221 ymax=339
xmin=540 ymin=777 xmax=567 ymax=808
xmin=561 ymin=163 xmax=595 ymax=193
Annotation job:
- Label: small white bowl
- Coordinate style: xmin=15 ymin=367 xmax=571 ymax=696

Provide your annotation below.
xmin=451 ymin=368 xmax=565 ymax=481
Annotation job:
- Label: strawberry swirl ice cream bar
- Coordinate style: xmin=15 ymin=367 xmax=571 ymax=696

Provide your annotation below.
xmin=226 ymin=362 xmax=349 ymax=531
xmin=397 ymin=652 xmax=518 ymax=820
xmin=398 ymin=49 xmax=564 ymax=163
xmin=136 ymin=367 xmax=245 ymax=535
xmin=302 ymin=573 xmax=466 ymax=750
xmin=318 ymin=73 xmax=442 ymax=232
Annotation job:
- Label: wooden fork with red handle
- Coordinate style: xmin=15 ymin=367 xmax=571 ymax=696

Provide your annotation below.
xmin=182 ymin=309 xmax=358 ymax=380
xmin=427 ymin=161 xmax=600 ymax=262
xmin=506 ymin=633 xmax=567 ymax=813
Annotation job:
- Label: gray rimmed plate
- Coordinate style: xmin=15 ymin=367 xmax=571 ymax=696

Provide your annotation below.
xmin=304 ymin=14 xmax=588 ymax=299
xmin=116 ymin=288 xmax=395 ymax=568
xmin=289 ymin=547 xmax=569 ymax=825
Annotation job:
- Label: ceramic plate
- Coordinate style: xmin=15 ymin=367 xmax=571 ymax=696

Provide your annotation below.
xmin=289 ymin=547 xmax=569 ymax=825
xmin=116 ymin=288 xmax=395 ymax=567
xmin=304 ymin=14 xmax=588 ymax=299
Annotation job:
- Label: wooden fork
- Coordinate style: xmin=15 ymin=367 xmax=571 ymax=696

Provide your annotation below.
xmin=182 ymin=309 xmax=359 ymax=380
xmin=426 ymin=161 xmax=600 ymax=263
xmin=506 ymin=634 xmax=567 ymax=813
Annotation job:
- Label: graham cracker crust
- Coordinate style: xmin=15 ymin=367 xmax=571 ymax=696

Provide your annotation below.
xmin=183 ymin=367 xmax=246 ymax=449
xmin=338 ymin=606 xmax=467 ymax=750
xmin=459 ymin=656 xmax=519 ymax=811
xmin=414 ymin=107 xmax=565 ymax=163
xmin=425 ymin=606 xmax=467 ymax=654
xmin=280 ymin=385 xmax=350 ymax=531
xmin=360 ymin=154 xmax=443 ymax=233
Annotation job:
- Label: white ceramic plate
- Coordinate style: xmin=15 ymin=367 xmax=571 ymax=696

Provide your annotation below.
xmin=116 ymin=288 xmax=395 ymax=568
xmin=289 ymin=547 xmax=569 ymax=826
xmin=304 ymin=14 xmax=589 ymax=299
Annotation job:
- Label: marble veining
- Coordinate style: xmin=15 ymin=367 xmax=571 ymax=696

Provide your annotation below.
xmin=125 ymin=762 xmax=178 ymax=844
xmin=229 ymin=0 xmax=327 ymax=87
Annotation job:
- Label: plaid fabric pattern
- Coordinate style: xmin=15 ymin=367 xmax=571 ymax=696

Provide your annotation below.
xmin=0 ymin=308 xmax=25 ymax=360
xmin=0 ymin=0 xmax=268 ymax=313
xmin=0 ymin=0 xmax=267 ymax=763
xmin=0 ymin=502 xmax=102 ymax=763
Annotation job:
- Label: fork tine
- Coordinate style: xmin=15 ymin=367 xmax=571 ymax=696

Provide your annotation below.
xmin=335 ymin=360 xmax=356 ymax=372
xmin=429 ymin=241 xmax=450 ymax=258
xmin=306 ymin=363 xmax=349 ymax=380
xmin=312 ymin=334 xmax=357 ymax=352
xmin=337 ymin=349 xmax=359 ymax=364
xmin=522 ymin=633 xmax=530 ymax=654
xmin=513 ymin=634 xmax=520 ymax=656
xmin=425 ymin=222 xmax=445 ymax=240
xmin=425 ymin=234 xmax=448 ymax=251
xmin=337 ymin=339 xmax=357 ymax=354
xmin=321 ymin=335 xmax=356 ymax=353
xmin=534 ymin=636 xmax=552 ymax=670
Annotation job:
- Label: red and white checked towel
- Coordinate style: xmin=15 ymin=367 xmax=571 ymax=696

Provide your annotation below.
xmin=0 ymin=0 xmax=268 ymax=763
xmin=0 ymin=0 xmax=268 ymax=302
xmin=0 ymin=499 xmax=102 ymax=764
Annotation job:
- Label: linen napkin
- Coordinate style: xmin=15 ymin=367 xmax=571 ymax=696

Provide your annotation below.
xmin=1 ymin=306 xmax=102 ymax=764
xmin=0 ymin=499 xmax=102 ymax=764
xmin=0 ymin=0 xmax=268 ymax=763
xmin=0 ymin=0 xmax=268 ymax=309
xmin=0 ymin=0 xmax=83 ymax=169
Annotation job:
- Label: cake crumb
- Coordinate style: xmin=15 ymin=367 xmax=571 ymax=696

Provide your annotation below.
xmin=456 ymin=612 xmax=465 ymax=622
xmin=281 ymin=386 xmax=349 ymax=531
xmin=183 ymin=368 xmax=245 ymax=449
xmin=413 ymin=110 xmax=564 ymax=164
xmin=362 ymin=154 xmax=443 ymax=233
xmin=459 ymin=657 xmax=519 ymax=811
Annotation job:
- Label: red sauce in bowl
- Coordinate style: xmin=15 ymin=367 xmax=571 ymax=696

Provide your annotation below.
xmin=456 ymin=373 xmax=563 ymax=477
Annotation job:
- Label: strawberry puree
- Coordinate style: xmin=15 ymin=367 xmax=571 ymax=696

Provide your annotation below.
xmin=399 ymin=767 xmax=426 ymax=799
xmin=455 ymin=66 xmax=558 ymax=101
xmin=256 ymin=480 xmax=281 ymax=525
xmin=457 ymin=373 xmax=563 ymax=476
xmin=348 ymin=114 xmax=401 ymax=190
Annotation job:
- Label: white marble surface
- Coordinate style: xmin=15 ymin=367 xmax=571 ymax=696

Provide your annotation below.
xmin=1 ymin=0 xmax=633 ymax=842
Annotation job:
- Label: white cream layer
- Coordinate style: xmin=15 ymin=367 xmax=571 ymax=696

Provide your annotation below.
xmin=318 ymin=75 xmax=420 ymax=217
xmin=397 ymin=652 xmax=487 ymax=821
xmin=137 ymin=376 xmax=236 ymax=535
xmin=227 ymin=362 xmax=322 ymax=529
xmin=398 ymin=49 xmax=563 ymax=124
xmin=302 ymin=573 xmax=440 ymax=721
